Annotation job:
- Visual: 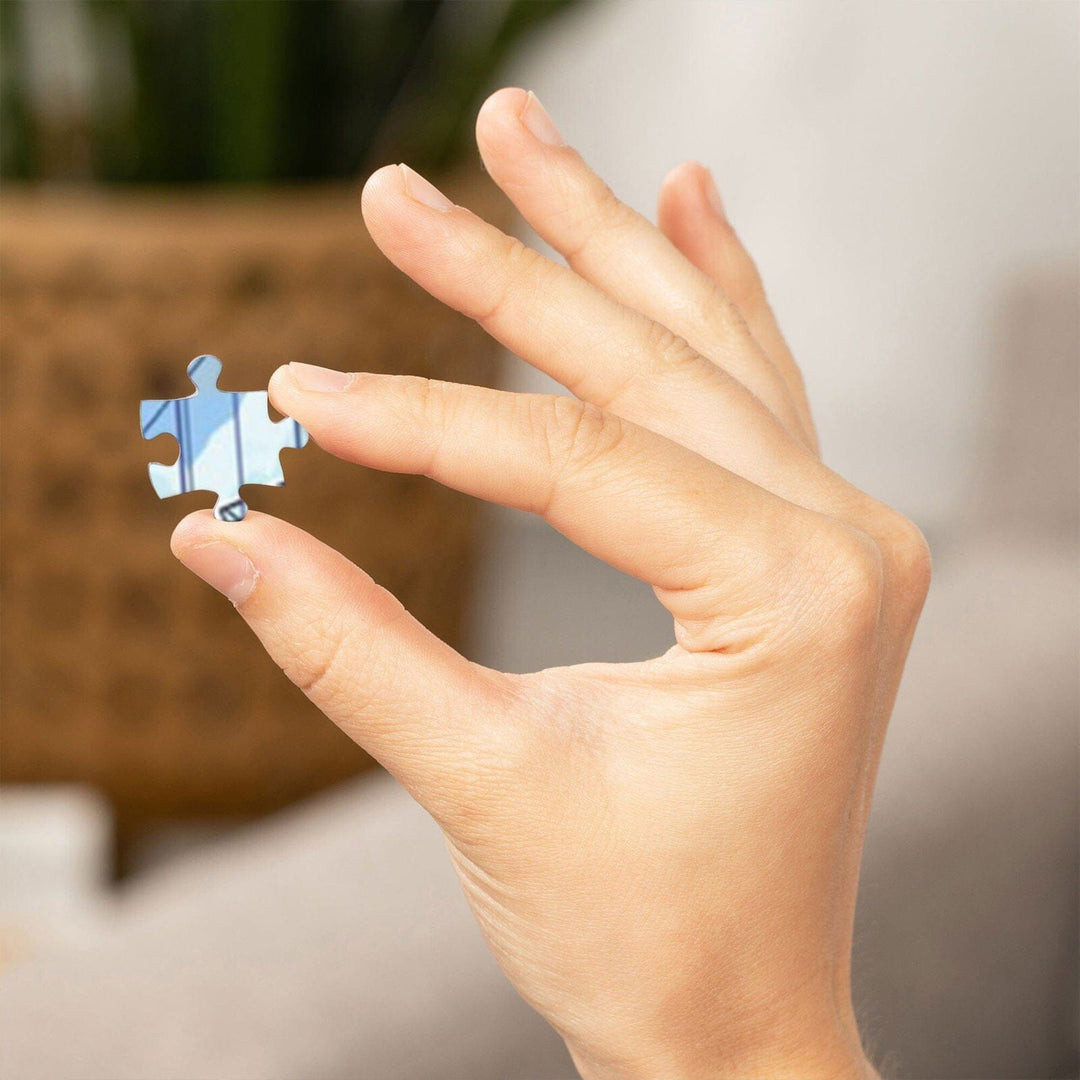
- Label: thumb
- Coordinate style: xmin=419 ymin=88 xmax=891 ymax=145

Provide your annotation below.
xmin=171 ymin=510 xmax=518 ymax=821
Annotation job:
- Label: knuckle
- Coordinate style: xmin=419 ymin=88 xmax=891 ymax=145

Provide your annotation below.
xmin=561 ymin=175 xmax=634 ymax=261
xmin=478 ymin=236 xmax=546 ymax=325
xmin=280 ymin=593 xmax=406 ymax=717
xmin=642 ymin=319 xmax=702 ymax=377
xmin=503 ymin=234 xmax=546 ymax=279
xmin=532 ymin=396 xmax=625 ymax=484
xmin=596 ymin=185 xmax=634 ymax=234
xmin=878 ymin=510 xmax=933 ymax=611
xmin=384 ymin=373 xmax=435 ymax=422
xmin=697 ymin=277 xmax=757 ymax=346
xmin=388 ymin=375 xmax=458 ymax=471
xmin=284 ymin=616 xmax=360 ymax=707
xmin=801 ymin=523 xmax=885 ymax=645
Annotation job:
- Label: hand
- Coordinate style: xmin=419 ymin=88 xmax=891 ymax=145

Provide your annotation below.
xmin=172 ymin=88 xmax=929 ymax=1079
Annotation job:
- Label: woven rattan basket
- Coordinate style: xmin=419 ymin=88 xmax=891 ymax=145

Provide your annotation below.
xmin=0 ymin=176 xmax=504 ymax=857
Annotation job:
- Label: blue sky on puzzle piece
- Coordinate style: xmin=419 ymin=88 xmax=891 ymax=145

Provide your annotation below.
xmin=140 ymin=355 xmax=308 ymax=519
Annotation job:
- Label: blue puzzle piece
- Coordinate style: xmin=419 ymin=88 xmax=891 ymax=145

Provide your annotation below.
xmin=140 ymin=355 xmax=308 ymax=521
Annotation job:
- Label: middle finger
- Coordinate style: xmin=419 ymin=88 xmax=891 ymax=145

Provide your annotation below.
xmin=361 ymin=163 xmax=799 ymax=491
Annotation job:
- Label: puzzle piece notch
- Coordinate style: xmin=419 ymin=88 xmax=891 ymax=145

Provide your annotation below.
xmin=140 ymin=355 xmax=309 ymax=521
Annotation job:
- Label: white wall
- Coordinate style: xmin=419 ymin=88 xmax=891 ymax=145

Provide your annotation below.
xmin=501 ymin=0 xmax=1078 ymax=528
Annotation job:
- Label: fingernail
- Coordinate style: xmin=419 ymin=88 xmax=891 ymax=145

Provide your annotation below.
xmin=289 ymin=362 xmax=352 ymax=392
xmin=520 ymin=91 xmax=564 ymax=147
xmin=702 ymin=169 xmax=726 ymax=220
xmin=177 ymin=543 xmax=257 ymax=606
xmin=399 ymin=164 xmax=454 ymax=212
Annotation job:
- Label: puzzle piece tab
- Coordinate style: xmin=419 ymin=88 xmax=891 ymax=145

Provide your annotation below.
xmin=140 ymin=355 xmax=308 ymax=521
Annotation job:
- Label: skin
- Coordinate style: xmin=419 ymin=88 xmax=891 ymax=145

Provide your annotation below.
xmin=172 ymin=88 xmax=930 ymax=1079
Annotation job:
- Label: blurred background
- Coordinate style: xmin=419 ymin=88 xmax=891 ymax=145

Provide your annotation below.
xmin=0 ymin=2 xmax=1076 ymax=1078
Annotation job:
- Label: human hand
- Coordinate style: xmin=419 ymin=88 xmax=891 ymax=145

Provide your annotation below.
xmin=172 ymin=88 xmax=929 ymax=1079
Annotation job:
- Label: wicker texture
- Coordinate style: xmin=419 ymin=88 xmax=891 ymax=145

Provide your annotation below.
xmin=0 ymin=179 xmax=502 ymax=842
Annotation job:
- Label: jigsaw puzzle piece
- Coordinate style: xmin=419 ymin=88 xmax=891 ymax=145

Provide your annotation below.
xmin=148 ymin=460 xmax=183 ymax=500
xmin=140 ymin=355 xmax=309 ymax=522
xmin=140 ymin=398 xmax=179 ymax=441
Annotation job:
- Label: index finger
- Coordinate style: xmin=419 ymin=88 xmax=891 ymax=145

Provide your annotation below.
xmin=270 ymin=366 xmax=843 ymax=652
